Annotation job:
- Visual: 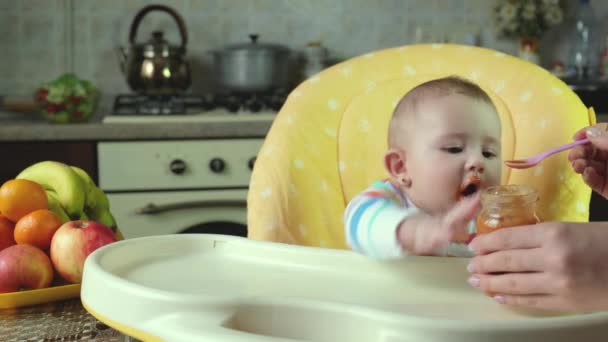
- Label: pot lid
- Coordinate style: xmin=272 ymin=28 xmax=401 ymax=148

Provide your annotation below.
xmin=224 ymin=34 xmax=289 ymax=53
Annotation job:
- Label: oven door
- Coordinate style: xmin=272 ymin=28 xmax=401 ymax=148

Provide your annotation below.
xmin=107 ymin=189 xmax=247 ymax=239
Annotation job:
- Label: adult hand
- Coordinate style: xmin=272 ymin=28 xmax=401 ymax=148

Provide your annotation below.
xmin=466 ymin=221 xmax=608 ymax=312
xmin=569 ymin=123 xmax=608 ymax=200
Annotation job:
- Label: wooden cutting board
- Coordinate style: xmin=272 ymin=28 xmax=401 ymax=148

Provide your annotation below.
xmin=0 ymin=96 xmax=39 ymax=114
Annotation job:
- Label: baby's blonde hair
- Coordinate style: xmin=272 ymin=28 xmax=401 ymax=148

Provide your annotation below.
xmin=388 ymin=76 xmax=497 ymax=147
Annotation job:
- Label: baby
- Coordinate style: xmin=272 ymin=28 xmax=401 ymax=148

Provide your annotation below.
xmin=344 ymin=76 xmax=502 ymax=258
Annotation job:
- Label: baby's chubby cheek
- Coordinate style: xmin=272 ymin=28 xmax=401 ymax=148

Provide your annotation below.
xmin=486 ymin=163 xmax=502 ymax=186
xmin=493 ymin=171 xmax=502 ymax=186
xmin=411 ymin=191 xmax=452 ymax=215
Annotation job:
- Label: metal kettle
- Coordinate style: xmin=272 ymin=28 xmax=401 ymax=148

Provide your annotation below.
xmin=118 ymin=4 xmax=191 ymax=95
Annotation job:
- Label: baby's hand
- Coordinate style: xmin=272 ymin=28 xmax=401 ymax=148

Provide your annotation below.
xmin=397 ymin=194 xmax=480 ymax=256
xmin=443 ymin=194 xmax=481 ymax=243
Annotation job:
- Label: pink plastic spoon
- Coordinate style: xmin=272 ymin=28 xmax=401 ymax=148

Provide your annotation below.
xmin=504 ymin=138 xmax=589 ymax=169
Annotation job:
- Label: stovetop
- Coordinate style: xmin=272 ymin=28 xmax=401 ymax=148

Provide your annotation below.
xmin=111 ymin=91 xmax=289 ymax=116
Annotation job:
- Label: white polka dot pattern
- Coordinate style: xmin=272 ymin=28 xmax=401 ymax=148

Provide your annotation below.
xmin=247 ymin=44 xmax=594 ymax=249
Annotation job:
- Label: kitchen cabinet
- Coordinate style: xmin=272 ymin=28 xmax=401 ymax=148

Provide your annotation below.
xmin=0 ymin=142 xmax=97 ymax=184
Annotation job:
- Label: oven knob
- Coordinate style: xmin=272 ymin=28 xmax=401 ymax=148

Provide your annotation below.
xmin=248 ymin=157 xmax=256 ymax=170
xmin=209 ymin=158 xmax=226 ymax=173
xmin=169 ymin=159 xmax=187 ymax=175
xmin=226 ymin=103 xmax=240 ymax=113
xmin=246 ymin=99 xmax=263 ymax=113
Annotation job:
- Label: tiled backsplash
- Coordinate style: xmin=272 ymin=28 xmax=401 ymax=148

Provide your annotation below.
xmin=1 ymin=0 xmax=607 ymax=97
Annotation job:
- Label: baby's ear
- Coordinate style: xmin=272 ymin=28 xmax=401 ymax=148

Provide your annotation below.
xmin=384 ymin=148 xmax=407 ymax=178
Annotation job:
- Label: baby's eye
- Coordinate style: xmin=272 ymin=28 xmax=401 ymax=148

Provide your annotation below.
xmin=483 ymin=151 xmax=497 ymax=159
xmin=442 ymin=147 xmax=463 ymax=154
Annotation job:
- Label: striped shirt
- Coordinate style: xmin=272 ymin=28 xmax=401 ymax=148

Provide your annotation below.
xmin=344 ymin=179 xmax=475 ymax=259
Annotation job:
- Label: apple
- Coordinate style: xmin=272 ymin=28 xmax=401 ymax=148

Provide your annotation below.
xmin=0 ymin=244 xmax=53 ymax=293
xmin=50 ymin=220 xmax=117 ymax=284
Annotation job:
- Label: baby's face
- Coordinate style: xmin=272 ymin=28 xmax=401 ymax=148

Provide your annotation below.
xmin=399 ymin=94 xmax=502 ymax=214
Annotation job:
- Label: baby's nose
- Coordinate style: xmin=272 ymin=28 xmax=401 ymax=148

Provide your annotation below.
xmin=467 ymin=158 xmax=485 ymax=173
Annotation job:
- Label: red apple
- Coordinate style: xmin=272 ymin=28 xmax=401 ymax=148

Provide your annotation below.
xmin=50 ymin=220 xmax=117 ymax=284
xmin=0 ymin=244 xmax=53 ymax=293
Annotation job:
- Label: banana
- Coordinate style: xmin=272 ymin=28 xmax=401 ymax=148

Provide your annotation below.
xmin=70 ymin=165 xmax=113 ymax=224
xmin=69 ymin=165 xmax=117 ymax=229
xmin=79 ymin=211 xmax=89 ymax=221
xmin=85 ymin=186 xmax=117 ymax=231
xmin=18 ymin=161 xmax=118 ymax=230
xmin=94 ymin=209 xmax=117 ymax=231
xmin=70 ymin=165 xmax=97 ymax=209
xmin=16 ymin=161 xmax=85 ymax=218
xmin=46 ymin=190 xmax=70 ymax=223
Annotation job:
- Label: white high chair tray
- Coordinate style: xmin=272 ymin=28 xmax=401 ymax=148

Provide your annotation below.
xmin=81 ymin=234 xmax=608 ymax=341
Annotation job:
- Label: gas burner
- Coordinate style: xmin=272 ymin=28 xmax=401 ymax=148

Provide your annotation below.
xmin=113 ymin=94 xmax=216 ymax=115
xmin=112 ymin=90 xmax=288 ymax=116
xmin=213 ymin=89 xmax=289 ymax=113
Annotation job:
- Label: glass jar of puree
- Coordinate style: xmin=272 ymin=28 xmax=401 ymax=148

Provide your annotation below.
xmin=476 ymin=184 xmax=542 ymax=234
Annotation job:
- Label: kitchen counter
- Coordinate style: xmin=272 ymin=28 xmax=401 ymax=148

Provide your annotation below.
xmin=0 ymin=113 xmax=274 ymax=342
xmin=1 ymin=298 xmax=127 ymax=341
xmin=3 ymin=113 xmax=603 ymax=143
xmin=0 ymin=115 xmax=274 ymax=142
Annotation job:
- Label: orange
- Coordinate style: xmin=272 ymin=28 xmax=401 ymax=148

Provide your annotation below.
xmin=14 ymin=209 xmax=62 ymax=250
xmin=0 ymin=215 xmax=15 ymax=251
xmin=0 ymin=179 xmax=48 ymax=222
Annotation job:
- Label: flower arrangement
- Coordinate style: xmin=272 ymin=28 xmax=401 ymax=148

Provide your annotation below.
xmin=494 ymin=0 xmax=565 ymax=39
xmin=35 ymin=74 xmax=98 ymax=124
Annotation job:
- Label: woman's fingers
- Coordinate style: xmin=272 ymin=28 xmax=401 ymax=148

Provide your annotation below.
xmin=492 ymin=294 xmax=569 ymax=311
xmin=469 ymin=272 xmax=552 ymax=295
xmin=569 ymin=145 xmax=608 ymax=164
xmin=586 ymin=124 xmax=608 ymax=149
xmin=568 ymin=144 xmax=594 ymax=161
xmin=572 ymin=126 xmax=589 ymax=141
xmin=572 ymin=123 xmax=608 ymax=141
xmin=583 ymin=167 xmax=607 ymax=195
xmin=570 ymin=124 xmax=608 ymax=163
xmin=468 ymin=225 xmax=543 ymax=255
xmin=572 ymin=158 xmax=606 ymax=175
xmin=571 ymin=158 xmax=586 ymax=173
xmin=571 ymin=157 xmax=608 ymax=196
xmin=468 ymin=248 xmax=545 ymax=274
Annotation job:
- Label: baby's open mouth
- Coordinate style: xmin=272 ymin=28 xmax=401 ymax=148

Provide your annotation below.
xmin=461 ymin=183 xmax=479 ymax=197
xmin=458 ymin=176 xmax=481 ymax=199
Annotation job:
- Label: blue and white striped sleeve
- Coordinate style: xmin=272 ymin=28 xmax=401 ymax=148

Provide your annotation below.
xmin=343 ymin=182 xmax=417 ymax=259
xmin=343 ymin=181 xmax=475 ymax=258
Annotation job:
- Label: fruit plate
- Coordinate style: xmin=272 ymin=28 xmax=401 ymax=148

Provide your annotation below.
xmin=82 ymin=234 xmax=608 ymax=342
xmin=0 ymin=228 xmax=124 ymax=309
xmin=0 ymin=283 xmax=81 ymax=309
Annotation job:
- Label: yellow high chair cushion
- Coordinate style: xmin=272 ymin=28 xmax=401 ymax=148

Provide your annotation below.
xmin=248 ymin=44 xmax=594 ymax=249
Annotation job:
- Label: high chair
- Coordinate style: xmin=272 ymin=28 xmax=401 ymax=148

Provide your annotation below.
xmin=247 ymin=44 xmax=595 ymax=248
xmin=80 ymin=45 xmax=601 ymax=341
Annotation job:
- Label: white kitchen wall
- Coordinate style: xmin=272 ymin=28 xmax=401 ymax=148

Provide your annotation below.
xmin=1 ymin=0 xmax=607 ymax=97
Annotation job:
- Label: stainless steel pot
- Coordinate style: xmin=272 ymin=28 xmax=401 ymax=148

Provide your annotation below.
xmin=212 ymin=34 xmax=290 ymax=93
xmin=118 ymin=5 xmax=191 ymax=95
